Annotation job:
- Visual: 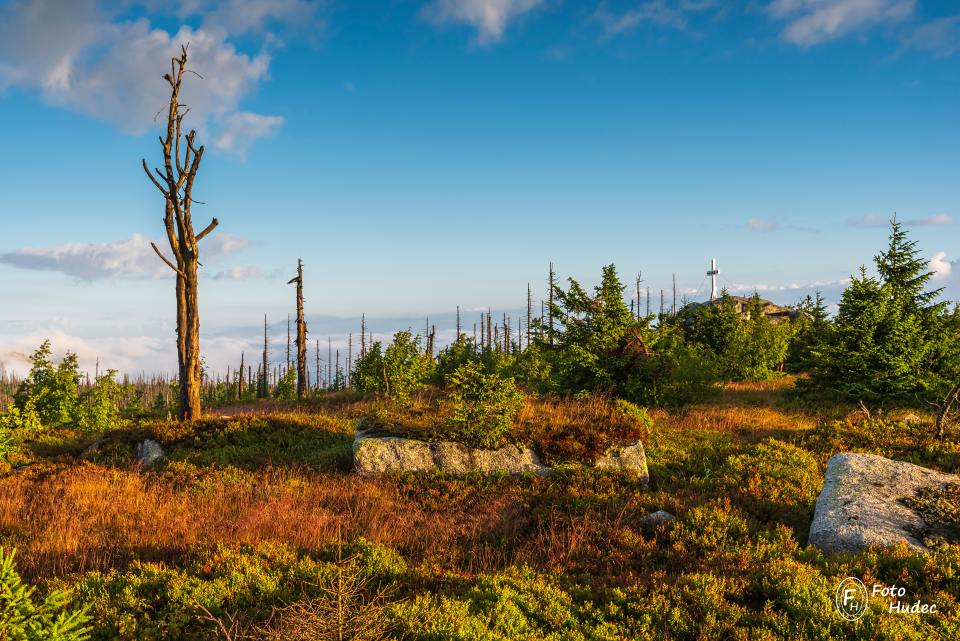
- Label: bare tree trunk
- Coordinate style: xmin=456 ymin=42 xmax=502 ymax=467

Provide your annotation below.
xmin=936 ymin=382 xmax=960 ymax=439
xmin=487 ymin=310 xmax=493 ymax=353
xmin=426 ymin=325 xmax=436 ymax=360
xmin=526 ymin=283 xmax=532 ymax=346
xmin=261 ymin=315 xmax=269 ymax=398
xmin=636 ymin=273 xmax=642 ymax=321
xmin=360 ymin=314 xmax=366 ymax=358
xmin=237 ymin=352 xmax=245 ymax=400
xmin=548 ymin=262 xmax=555 ymax=345
xmin=288 ymin=259 xmax=307 ymax=399
xmin=143 ymin=45 xmax=218 ymax=421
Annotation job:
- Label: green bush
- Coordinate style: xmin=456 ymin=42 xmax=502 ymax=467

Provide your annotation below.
xmin=722 ymin=295 xmax=794 ymax=380
xmin=273 ymin=368 xmax=297 ymax=401
xmin=5 ymin=343 xmax=127 ymax=435
xmin=808 ymin=219 xmax=958 ymax=402
xmin=13 ymin=341 xmax=81 ymax=430
xmin=0 ymin=547 xmax=92 ymax=640
xmin=77 ymin=371 xmax=127 ymax=433
xmin=0 ymin=399 xmax=41 ymax=465
xmin=352 ymin=331 xmax=428 ymax=404
xmin=432 ymin=335 xmax=482 ymax=388
xmin=445 ymin=362 xmax=523 ymax=448
xmin=625 ymin=340 xmax=722 ymax=406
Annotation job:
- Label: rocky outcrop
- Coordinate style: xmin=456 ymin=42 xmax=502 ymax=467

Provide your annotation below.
xmin=594 ymin=441 xmax=649 ymax=483
xmin=353 ymin=429 xmax=549 ymax=476
xmin=353 ymin=425 xmax=648 ymax=481
xmin=808 ymin=453 xmax=959 ymax=555
xmin=136 ymin=439 xmax=166 ymax=469
xmin=639 ymin=510 xmax=675 ymax=527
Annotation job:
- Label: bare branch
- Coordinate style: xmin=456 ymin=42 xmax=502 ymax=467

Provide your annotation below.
xmin=151 ymin=242 xmax=184 ymax=278
xmin=195 ymin=217 xmax=219 ymax=242
xmin=142 ymin=160 xmax=168 ymax=196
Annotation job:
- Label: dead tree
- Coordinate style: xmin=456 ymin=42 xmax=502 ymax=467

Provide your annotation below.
xmin=486 ymin=310 xmax=493 ymax=353
xmin=287 ymin=259 xmax=307 ymax=398
xmin=143 ymin=44 xmax=218 ymax=421
xmin=237 ymin=352 xmax=245 ymax=400
xmin=260 ymin=315 xmax=269 ymax=398
xmin=286 ymin=314 xmax=292 ymax=374
xmin=548 ymin=262 xmax=556 ymax=345
xmin=526 ymin=283 xmax=532 ymax=346
xmin=360 ymin=314 xmax=367 ymax=358
xmin=936 ymin=382 xmax=960 ymax=439
xmin=315 ymin=339 xmax=321 ymax=391
xmin=636 ymin=273 xmax=642 ymax=321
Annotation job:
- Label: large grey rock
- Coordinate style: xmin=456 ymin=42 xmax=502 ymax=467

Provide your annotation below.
xmin=808 ymin=453 xmax=959 ymax=555
xmin=353 ymin=422 xmax=649 ymax=479
xmin=594 ymin=440 xmax=649 ymax=484
xmin=639 ymin=510 xmax=675 ymax=527
xmin=353 ymin=428 xmax=550 ymax=477
xmin=136 ymin=439 xmax=166 ymax=469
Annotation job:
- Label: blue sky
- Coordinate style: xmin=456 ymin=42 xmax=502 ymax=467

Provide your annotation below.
xmin=0 ymin=0 xmax=958 ymax=377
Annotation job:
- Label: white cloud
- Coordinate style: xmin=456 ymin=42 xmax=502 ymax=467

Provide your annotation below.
xmin=846 ymin=214 xmax=889 ymax=227
xmin=847 ymin=213 xmax=954 ymax=228
xmin=177 ymin=0 xmax=325 ymax=37
xmin=420 ymin=0 xmax=545 ymax=44
xmin=901 ymin=16 xmax=960 ymax=57
xmin=214 ymin=111 xmax=284 ymax=157
xmin=0 ymin=325 xmax=264 ymax=379
xmin=213 ymin=265 xmax=271 ymax=280
xmin=908 ymin=213 xmax=954 ymax=226
xmin=767 ymin=0 xmax=916 ymax=46
xmin=0 ymin=0 xmax=301 ymax=154
xmin=593 ymin=1 xmax=713 ymax=37
xmin=0 ymin=233 xmax=250 ymax=280
xmin=746 ymin=217 xmax=781 ymax=232
xmin=930 ymin=251 xmax=954 ymax=281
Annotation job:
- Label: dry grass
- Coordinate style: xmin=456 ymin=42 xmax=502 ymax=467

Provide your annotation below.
xmin=0 ymin=464 xmax=537 ymax=581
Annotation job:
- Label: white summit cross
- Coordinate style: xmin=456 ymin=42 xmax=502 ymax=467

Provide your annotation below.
xmin=707 ymin=258 xmax=719 ymax=300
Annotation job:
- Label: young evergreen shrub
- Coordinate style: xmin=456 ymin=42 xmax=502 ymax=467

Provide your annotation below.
xmin=723 ymin=295 xmax=793 ymax=380
xmin=0 ymin=548 xmax=92 ymax=640
xmin=274 ymin=368 xmax=298 ymax=401
xmin=77 ymin=370 xmax=126 ymax=433
xmin=352 ymin=331 xmax=428 ymax=405
xmin=625 ymin=341 xmax=722 ymax=406
xmin=444 ymin=361 xmax=523 ymax=448
xmin=809 ymin=218 xmax=958 ymax=402
xmin=787 ymin=290 xmax=833 ymax=372
xmin=432 ymin=335 xmax=482 ymax=387
xmin=13 ymin=341 xmax=82 ymax=430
